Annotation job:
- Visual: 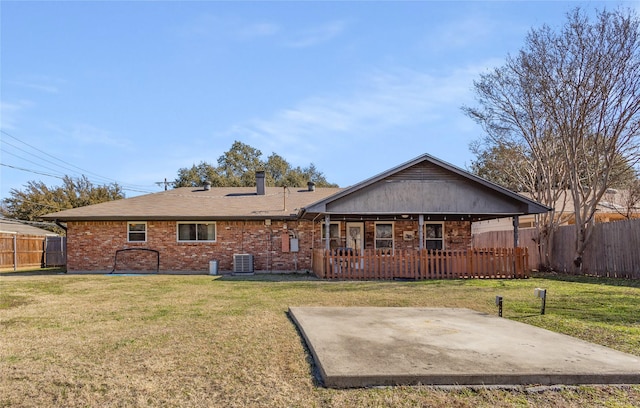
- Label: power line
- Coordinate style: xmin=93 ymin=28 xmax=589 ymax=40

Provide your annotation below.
xmin=2 ymin=150 xmax=69 ymax=178
xmin=1 ymin=137 xmax=94 ymax=180
xmin=0 ymin=163 xmax=65 ymax=180
xmin=1 ymin=129 xmax=156 ymax=194
xmin=1 ymin=162 xmax=155 ymax=195
xmin=1 ymin=129 xmax=121 ymax=185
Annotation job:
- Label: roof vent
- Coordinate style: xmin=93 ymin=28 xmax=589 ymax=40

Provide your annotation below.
xmin=307 ymin=181 xmax=316 ymax=192
xmin=203 ymin=181 xmax=211 ymax=191
xmin=256 ymin=171 xmax=265 ymax=195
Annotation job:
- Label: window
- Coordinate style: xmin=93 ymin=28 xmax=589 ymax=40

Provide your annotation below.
xmin=128 ymin=222 xmax=147 ymax=242
xmin=321 ymin=222 xmax=340 ymax=249
xmin=375 ymin=222 xmax=394 ymax=251
xmin=424 ymin=223 xmax=444 ymax=250
xmin=177 ymin=222 xmax=216 ymax=242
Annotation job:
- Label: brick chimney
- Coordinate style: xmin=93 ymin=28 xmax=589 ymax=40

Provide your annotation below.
xmin=256 ymin=171 xmax=265 ymax=195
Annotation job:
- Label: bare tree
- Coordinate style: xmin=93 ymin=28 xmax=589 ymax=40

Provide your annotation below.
xmin=464 ymin=7 xmax=640 ymax=271
xmin=604 ymin=169 xmax=640 ymax=219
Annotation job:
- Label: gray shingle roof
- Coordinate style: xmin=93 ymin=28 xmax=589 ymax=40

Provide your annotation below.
xmin=0 ymin=219 xmax=59 ymax=236
xmin=41 ymin=186 xmax=344 ymax=221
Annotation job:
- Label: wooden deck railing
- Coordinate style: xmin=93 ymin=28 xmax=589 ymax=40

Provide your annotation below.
xmin=312 ymin=248 xmax=529 ymax=280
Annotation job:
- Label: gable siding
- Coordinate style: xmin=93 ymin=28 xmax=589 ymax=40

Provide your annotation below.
xmin=304 ymin=160 xmax=546 ymax=216
xmin=325 ymin=178 xmax=524 ymax=215
xmin=322 ymin=162 xmax=526 ymax=215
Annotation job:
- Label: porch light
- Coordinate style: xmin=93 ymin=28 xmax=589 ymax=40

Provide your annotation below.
xmin=401 ymin=214 xmax=409 ymax=219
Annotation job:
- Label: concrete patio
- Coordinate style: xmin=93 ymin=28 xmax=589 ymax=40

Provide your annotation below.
xmin=288 ymin=307 xmax=640 ymax=388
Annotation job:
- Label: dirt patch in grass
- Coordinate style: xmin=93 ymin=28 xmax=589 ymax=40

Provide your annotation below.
xmin=1 ymin=274 xmax=639 ymax=407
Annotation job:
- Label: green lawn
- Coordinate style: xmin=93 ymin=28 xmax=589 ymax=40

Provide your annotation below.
xmin=1 ymin=272 xmax=639 ymax=407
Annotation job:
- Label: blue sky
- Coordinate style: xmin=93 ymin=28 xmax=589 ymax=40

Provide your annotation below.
xmin=2 ymin=1 xmax=637 ymax=199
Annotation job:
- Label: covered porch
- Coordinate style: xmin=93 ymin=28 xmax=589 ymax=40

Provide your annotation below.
xmin=299 ymin=154 xmax=550 ymax=280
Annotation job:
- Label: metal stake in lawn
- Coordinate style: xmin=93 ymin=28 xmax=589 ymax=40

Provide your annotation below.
xmin=534 ymin=288 xmax=547 ymax=315
xmin=495 ymin=295 xmax=503 ymax=317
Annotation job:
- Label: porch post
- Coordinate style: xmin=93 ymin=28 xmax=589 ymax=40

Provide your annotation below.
xmin=324 ymin=215 xmax=331 ymax=251
xmin=512 ymin=215 xmax=519 ymax=248
xmin=418 ymin=214 xmax=424 ymax=250
xmin=513 ymin=215 xmax=520 ymax=276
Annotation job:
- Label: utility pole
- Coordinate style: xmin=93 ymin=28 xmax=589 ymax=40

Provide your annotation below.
xmin=155 ymin=178 xmax=170 ymax=191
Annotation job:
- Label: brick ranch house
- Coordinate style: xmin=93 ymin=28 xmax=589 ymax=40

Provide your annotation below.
xmin=42 ymin=154 xmax=550 ymax=278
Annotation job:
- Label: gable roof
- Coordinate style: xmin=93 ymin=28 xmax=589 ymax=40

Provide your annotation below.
xmin=41 ymin=186 xmax=343 ymax=221
xmin=300 ymin=153 xmax=551 ymax=220
xmin=41 ymin=154 xmax=551 ymax=223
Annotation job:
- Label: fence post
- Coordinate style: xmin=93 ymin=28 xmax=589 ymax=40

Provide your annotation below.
xmin=13 ymin=234 xmax=17 ymax=271
xmin=43 ymin=236 xmax=47 ymax=268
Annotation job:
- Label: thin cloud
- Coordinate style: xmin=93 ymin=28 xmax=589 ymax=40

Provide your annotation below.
xmin=224 ymin=64 xmax=486 ymax=159
xmin=422 ymin=15 xmax=498 ymax=52
xmin=237 ymin=22 xmax=280 ymax=40
xmin=174 ymin=13 xmax=223 ymax=38
xmin=174 ymin=13 xmax=279 ymax=41
xmin=10 ymin=81 xmax=60 ymax=94
xmin=285 ymin=20 xmax=347 ymax=48
xmin=47 ymin=123 xmax=131 ymax=149
xmin=0 ymin=100 xmax=33 ymax=131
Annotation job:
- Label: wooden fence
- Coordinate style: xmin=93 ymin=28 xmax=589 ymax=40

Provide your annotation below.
xmin=44 ymin=236 xmax=66 ymax=267
xmin=312 ymin=248 xmax=529 ymax=280
xmin=472 ymin=228 xmax=540 ymax=271
xmin=0 ymin=234 xmax=66 ymax=270
xmin=472 ymin=218 xmax=640 ymax=279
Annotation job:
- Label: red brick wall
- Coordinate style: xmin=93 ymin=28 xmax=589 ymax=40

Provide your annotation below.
xmin=67 ymin=219 xmax=472 ymax=272
xmin=67 ymin=220 xmax=317 ymax=273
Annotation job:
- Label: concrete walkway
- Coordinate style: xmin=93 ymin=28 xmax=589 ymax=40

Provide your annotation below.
xmin=288 ymin=307 xmax=640 ymax=388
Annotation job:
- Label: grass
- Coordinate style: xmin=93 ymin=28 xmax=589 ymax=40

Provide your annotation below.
xmin=1 ymin=272 xmax=639 ymax=407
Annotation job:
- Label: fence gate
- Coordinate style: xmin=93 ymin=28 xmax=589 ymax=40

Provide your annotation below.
xmin=45 ymin=236 xmax=66 ymax=267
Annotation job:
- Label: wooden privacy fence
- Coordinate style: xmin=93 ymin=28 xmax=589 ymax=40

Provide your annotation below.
xmin=0 ymin=234 xmax=66 ymax=270
xmin=44 ymin=236 xmax=66 ymax=267
xmin=550 ymin=219 xmax=640 ymax=278
xmin=472 ymin=228 xmax=540 ymax=271
xmin=312 ymin=248 xmax=529 ymax=280
xmin=472 ymin=218 xmax=640 ymax=279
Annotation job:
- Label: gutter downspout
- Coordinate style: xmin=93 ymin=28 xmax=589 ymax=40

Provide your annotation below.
xmin=55 ymin=219 xmax=67 ymax=233
xmin=55 ymin=220 xmax=68 ymax=273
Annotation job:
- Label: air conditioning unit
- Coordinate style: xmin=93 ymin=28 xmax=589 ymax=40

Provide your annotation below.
xmin=233 ymin=254 xmax=254 ymax=274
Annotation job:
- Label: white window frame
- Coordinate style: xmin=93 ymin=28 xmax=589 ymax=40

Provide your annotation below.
xmin=177 ymin=221 xmax=217 ymax=242
xmin=424 ymin=222 xmax=445 ymax=250
xmin=374 ymin=222 xmax=394 ymax=252
xmin=321 ymin=222 xmax=341 ymax=249
xmin=127 ymin=221 xmax=147 ymax=243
